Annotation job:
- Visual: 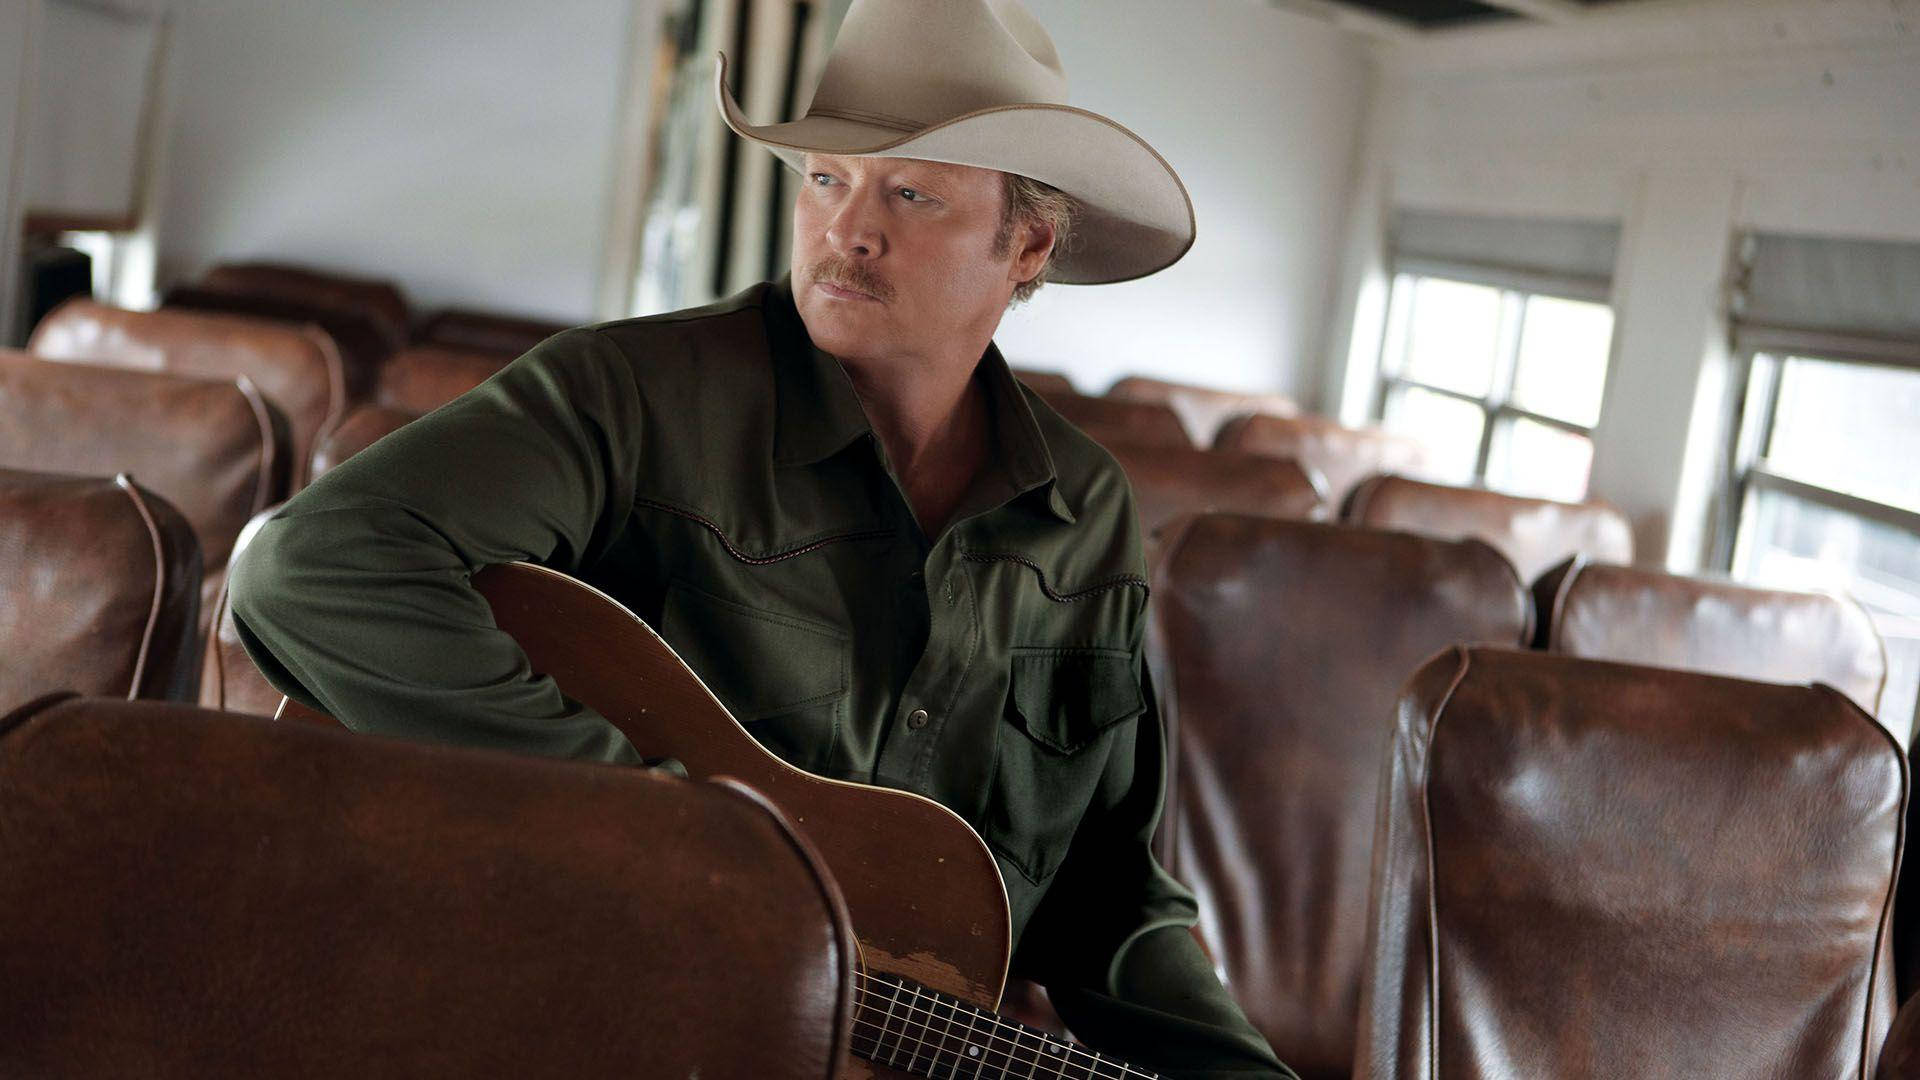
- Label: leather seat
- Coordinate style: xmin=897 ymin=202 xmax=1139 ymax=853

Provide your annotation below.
xmin=1535 ymin=556 xmax=1888 ymax=723
xmin=163 ymin=285 xmax=395 ymax=401
xmin=374 ymin=345 xmax=510 ymax=414
xmin=1213 ymin=413 xmax=1432 ymax=505
xmin=1105 ymin=443 xmax=1325 ymax=556
xmin=417 ymin=307 xmax=569 ymax=357
xmin=1151 ymin=514 xmax=1531 ymax=1080
xmin=1344 ymin=473 xmax=1633 ymax=585
xmin=0 ymin=350 xmax=289 ymax=632
xmin=30 ymin=299 xmax=346 ymax=489
xmin=0 ymin=470 xmax=201 ymax=708
xmin=1030 ymin=388 xmax=1192 ymax=449
xmin=198 ymin=261 xmax=412 ymax=352
xmin=1357 ymin=646 xmax=1904 ymax=1078
xmin=309 ymin=404 xmax=419 ymax=481
xmin=1107 ymin=375 xmax=1299 ymax=445
xmin=0 ymin=694 xmax=855 ymax=1079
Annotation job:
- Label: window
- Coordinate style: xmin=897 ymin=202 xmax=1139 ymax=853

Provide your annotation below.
xmin=1375 ymin=272 xmax=1614 ymax=503
xmin=1724 ymin=230 xmax=1920 ymax=740
xmin=1729 ymin=352 xmax=1920 ymax=736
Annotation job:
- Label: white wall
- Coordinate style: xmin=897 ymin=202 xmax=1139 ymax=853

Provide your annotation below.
xmin=993 ymin=0 xmax=1373 ymax=401
xmin=155 ymin=0 xmax=637 ymax=321
xmin=1325 ymin=0 xmax=1920 ymax=570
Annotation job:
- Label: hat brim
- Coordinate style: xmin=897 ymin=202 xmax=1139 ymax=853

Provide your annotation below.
xmin=715 ymin=54 xmax=1194 ymax=286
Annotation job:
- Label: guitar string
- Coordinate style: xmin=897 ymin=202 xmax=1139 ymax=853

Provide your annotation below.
xmin=847 ymin=984 xmax=1155 ymax=1080
xmin=848 ymin=975 xmax=1157 ymax=1079
xmin=848 ymin=989 xmax=1114 ymax=1080
xmin=848 ymin=1010 xmax=1086 ymax=1080
xmin=846 ymin=1011 xmax=1146 ymax=1080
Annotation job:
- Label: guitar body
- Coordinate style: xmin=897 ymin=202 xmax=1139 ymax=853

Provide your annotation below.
xmin=284 ymin=563 xmax=1013 ymax=1079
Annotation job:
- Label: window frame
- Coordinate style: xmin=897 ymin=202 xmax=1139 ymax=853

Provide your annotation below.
xmin=1721 ymin=339 xmax=1920 ymax=741
xmin=1372 ymin=269 xmax=1612 ymax=498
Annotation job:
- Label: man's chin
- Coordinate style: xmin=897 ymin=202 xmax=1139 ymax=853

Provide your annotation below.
xmin=798 ymin=297 xmax=883 ymax=349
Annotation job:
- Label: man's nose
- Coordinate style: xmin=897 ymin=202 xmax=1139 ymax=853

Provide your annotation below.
xmin=826 ymin=189 xmax=885 ymax=258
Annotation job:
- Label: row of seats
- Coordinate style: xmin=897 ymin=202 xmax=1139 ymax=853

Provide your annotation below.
xmin=1143 ymin=511 xmax=1903 ymax=1077
xmin=2 ymin=630 xmax=1913 ymax=1076
xmin=2 ymin=265 xmax=545 ymax=714
xmin=1025 ymin=372 xmax=1429 ymax=503
xmin=4 ymin=261 xmax=1913 ymax=1076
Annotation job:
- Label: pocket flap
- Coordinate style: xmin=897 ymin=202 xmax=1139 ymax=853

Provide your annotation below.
xmin=1007 ymin=648 xmax=1144 ymax=754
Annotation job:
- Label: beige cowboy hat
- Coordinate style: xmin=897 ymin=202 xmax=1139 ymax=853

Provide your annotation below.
xmin=716 ymin=0 xmax=1195 ymax=285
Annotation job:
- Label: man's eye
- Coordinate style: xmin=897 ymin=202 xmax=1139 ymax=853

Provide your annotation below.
xmin=899 ymin=188 xmax=924 ymax=202
xmin=809 ymin=173 xmax=836 ymax=186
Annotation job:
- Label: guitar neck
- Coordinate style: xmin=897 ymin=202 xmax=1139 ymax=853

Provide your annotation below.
xmin=851 ymin=970 xmax=1158 ymax=1080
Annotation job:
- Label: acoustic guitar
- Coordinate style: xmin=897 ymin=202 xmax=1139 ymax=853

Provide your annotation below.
xmin=281 ymin=562 xmax=1159 ymax=1079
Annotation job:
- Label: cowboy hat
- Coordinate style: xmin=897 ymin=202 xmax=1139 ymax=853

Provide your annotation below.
xmin=715 ymin=0 xmax=1195 ymax=285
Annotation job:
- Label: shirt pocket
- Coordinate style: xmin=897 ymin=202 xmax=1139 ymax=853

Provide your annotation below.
xmin=986 ymin=646 xmax=1145 ymax=885
xmin=658 ymin=577 xmax=850 ymax=775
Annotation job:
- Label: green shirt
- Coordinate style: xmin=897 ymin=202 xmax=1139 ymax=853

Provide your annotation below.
xmin=230 ymin=278 xmax=1296 ymax=1079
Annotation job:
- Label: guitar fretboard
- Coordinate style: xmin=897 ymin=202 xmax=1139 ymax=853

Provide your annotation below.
xmin=850 ymin=970 xmax=1159 ymax=1079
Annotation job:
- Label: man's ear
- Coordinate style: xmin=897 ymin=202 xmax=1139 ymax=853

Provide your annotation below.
xmin=1010 ymin=219 xmax=1055 ymax=287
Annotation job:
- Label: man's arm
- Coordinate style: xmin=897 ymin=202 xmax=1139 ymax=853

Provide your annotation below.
xmin=229 ymin=328 xmax=644 ymax=763
xmin=1018 ymin=659 xmax=1301 ymax=1080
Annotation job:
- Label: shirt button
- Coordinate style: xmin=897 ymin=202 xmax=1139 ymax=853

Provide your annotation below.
xmin=907 ymin=708 xmax=930 ymax=729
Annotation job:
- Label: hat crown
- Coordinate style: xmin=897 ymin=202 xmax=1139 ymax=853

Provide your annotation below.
xmin=808 ymin=0 xmax=1067 ymax=131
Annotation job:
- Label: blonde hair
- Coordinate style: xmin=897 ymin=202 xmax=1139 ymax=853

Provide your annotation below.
xmin=994 ymin=173 xmax=1078 ymax=305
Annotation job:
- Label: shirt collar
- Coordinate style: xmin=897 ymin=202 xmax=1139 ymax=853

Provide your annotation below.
xmin=767 ymin=276 xmax=1075 ymax=526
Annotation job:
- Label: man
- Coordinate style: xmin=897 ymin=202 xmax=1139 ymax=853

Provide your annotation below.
xmin=231 ymin=1 xmax=1296 ymax=1076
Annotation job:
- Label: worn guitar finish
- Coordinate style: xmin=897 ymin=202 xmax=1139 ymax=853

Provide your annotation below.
xmin=281 ymin=563 xmax=1157 ymax=1079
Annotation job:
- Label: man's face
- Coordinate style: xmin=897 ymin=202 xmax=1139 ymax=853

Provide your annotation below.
xmin=792 ymin=153 xmax=1035 ymax=370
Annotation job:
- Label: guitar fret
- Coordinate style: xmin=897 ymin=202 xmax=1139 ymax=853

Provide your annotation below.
xmin=889 ymin=977 xmax=916 ymax=1071
xmin=877 ymin=976 xmax=907 ymax=1067
xmin=956 ymin=1003 xmax=987 ymax=1079
xmin=924 ymin=986 xmax=953 ymax=1080
xmin=907 ymin=981 xmax=940 ymax=1074
xmin=848 ymin=970 xmax=1159 ymax=1080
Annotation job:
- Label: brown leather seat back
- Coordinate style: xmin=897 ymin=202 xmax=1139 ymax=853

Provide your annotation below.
xmin=1032 ymin=389 xmax=1191 ymax=449
xmin=163 ymin=285 xmax=393 ymax=401
xmin=199 ymin=261 xmax=411 ymax=351
xmin=1152 ymin=514 xmax=1530 ymax=1080
xmin=1107 ymin=375 xmax=1299 ymax=445
xmin=1536 ymin=556 xmax=1888 ymax=719
xmin=1106 ymin=443 xmax=1325 ymax=553
xmin=375 ymin=344 xmax=511 ymax=414
xmin=0 ymin=351 xmax=288 ymax=620
xmin=1359 ymin=647 xmax=1903 ymax=1079
xmin=30 ymin=299 xmax=345 ymax=489
xmin=1213 ymin=413 xmax=1431 ymax=504
xmin=0 ymin=695 xmax=855 ymax=1079
xmin=417 ymin=308 xmax=570 ymax=356
xmin=1344 ymin=472 xmax=1633 ymax=584
xmin=0 ymin=471 xmax=202 ymax=705
xmin=310 ymin=404 xmax=419 ymax=481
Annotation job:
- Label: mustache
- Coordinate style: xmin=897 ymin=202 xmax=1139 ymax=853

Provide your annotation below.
xmin=807 ymin=256 xmax=895 ymax=302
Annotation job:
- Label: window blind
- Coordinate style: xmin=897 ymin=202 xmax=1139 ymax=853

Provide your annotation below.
xmin=1732 ymin=231 xmax=1920 ymax=366
xmin=1390 ymin=208 xmax=1621 ymax=302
